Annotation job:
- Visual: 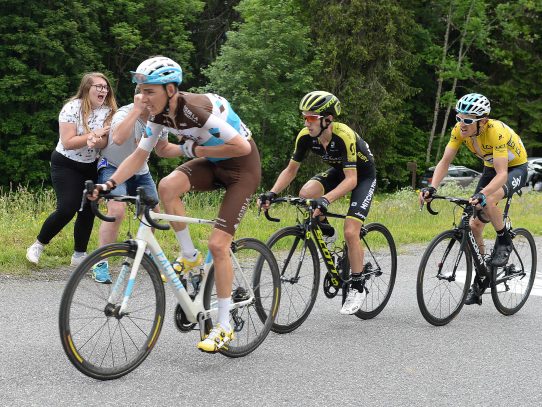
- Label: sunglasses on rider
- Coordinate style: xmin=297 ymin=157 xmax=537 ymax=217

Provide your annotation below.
xmin=455 ymin=115 xmax=484 ymax=125
xmin=131 ymin=72 xmax=152 ymax=84
xmin=302 ymin=113 xmax=323 ymax=123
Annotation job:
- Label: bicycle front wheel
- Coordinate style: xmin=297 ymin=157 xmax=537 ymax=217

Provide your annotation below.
xmin=59 ymin=243 xmax=165 ymax=380
xmin=491 ymin=228 xmax=537 ymax=315
xmin=203 ymin=238 xmax=280 ymax=358
xmin=342 ymin=223 xmax=397 ymax=320
xmin=266 ymin=226 xmax=320 ymax=333
xmin=417 ymin=230 xmax=472 ymax=326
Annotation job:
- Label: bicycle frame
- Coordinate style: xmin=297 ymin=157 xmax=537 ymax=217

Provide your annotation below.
xmin=106 ymin=211 xmax=255 ymax=325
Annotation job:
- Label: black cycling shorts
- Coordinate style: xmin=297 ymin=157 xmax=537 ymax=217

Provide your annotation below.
xmin=311 ymin=167 xmax=376 ymax=223
xmin=475 ymin=163 xmax=527 ymax=197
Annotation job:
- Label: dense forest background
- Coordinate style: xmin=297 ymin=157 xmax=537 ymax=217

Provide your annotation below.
xmin=1 ymin=0 xmax=541 ymax=192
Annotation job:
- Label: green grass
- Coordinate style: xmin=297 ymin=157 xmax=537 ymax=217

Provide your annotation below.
xmin=2 ymin=183 xmax=541 ymax=275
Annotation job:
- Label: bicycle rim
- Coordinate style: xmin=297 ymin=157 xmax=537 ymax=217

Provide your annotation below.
xmin=203 ymin=238 xmax=280 ymax=357
xmin=417 ymin=230 xmax=472 ymax=326
xmin=59 ymin=243 xmax=165 ymax=380
xmin=351 ymin=223 xmax=397 ymax=320
xmin=266 ymin=226 xmax=320 ymax=333
xmin=491 ymin=228 xmax=537 ymax=315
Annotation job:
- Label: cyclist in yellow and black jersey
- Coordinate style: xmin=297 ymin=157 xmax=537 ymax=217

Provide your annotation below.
xmin=420 ymin=93 xmax=528 ymax=306
xmin=291 ymin=123 xmax=376 ymax=174
xmin=259 ymin=91 xmax=377 ymax=315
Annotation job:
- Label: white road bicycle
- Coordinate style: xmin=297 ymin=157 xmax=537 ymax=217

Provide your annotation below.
xmin=59 ymin=182 xmax=280 ymax=380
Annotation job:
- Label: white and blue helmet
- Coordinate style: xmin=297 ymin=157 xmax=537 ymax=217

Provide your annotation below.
xmin=455 ymin=93 xmax=491 ymax=117
xmin=131 ymin=56 xmax=182 ymax=85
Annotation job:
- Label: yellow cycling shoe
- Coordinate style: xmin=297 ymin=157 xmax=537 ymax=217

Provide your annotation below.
xmin=172 ymin=251 xmax=203 ymax=275
xmin=197 ymin=323 xmax=234 ymax=353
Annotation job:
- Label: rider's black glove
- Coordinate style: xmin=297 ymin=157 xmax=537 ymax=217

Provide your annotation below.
xmin=259 ymin=191 xmax=277 ymax=206
xmin=470 ymin=192 xmax=487 ymax=207
xmin=421 ymin=186 xmax=437 ymax=199
xmin=313 ymin=197 xmax=330 ymax=213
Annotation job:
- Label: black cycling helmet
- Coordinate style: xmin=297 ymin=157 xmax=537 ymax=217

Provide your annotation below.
xmin=299 ymin=91 xmax=341 ymax=117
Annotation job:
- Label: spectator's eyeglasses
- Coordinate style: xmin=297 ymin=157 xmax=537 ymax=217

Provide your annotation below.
xmin=91 ymin=84 xmax=109 ymax=92
xmin=455 ymin=115 xmax=483 ymax=125
xmin=302 ymin=113 xmax=323 ymax=123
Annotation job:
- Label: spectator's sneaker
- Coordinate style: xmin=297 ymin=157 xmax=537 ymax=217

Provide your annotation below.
xmin=91 ymin=261 xmax=112 ymax=284
xmin=26 ymin=242 xmax=44 ymax=265
xmin=340 ymin=289 xmax=365 ymax=315
xmin=197 ymin=323 xmax=234 ymax=353
xmin=70 ymin=252 xmax=88 ymax=267
xmin=172 ymin=250 xmax=203 ymax=275
xmin=491 ymin=241 xmax=513 ymax=267
xmin=322 ymin=228 xmax=338 ymax=250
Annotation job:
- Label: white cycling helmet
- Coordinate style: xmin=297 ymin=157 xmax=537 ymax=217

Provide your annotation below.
xmin=131 ymin=56 xmax=182 ymax=85
xmin=455 ymin=93 xmax=491 ymax=117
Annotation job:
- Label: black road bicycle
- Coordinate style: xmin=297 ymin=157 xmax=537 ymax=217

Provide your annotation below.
xmin=263 ymin=197 xmax=397 ymax=333
xmin=417 ymin=193 xmax=537 ymax=326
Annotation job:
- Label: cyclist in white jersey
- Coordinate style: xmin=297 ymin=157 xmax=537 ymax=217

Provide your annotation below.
xmin=89 ymin=56 xmax=261 ymax=352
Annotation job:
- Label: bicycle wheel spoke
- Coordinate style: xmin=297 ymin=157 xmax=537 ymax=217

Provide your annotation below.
xmin=59 ymin=243 xmax=165 ymax=380
xmin=491 ymin=228 xmax=536 ymax=315
xmin=417 ymin=230 xmax=471 ymax=326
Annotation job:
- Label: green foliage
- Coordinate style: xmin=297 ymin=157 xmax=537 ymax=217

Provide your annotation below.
xmin=303 ymin=0 xmax=424 ymax=189
xmin=0 ymin=0 xmax=203 ymax=186
xmin=0 ymin=0 xmax=541 ymax=191
xmin=197 ymin=0 xmax=322 ymax=187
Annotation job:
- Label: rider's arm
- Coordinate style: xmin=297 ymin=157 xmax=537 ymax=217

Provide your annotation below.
xmin=108 ymin=147 xmax=151 ymax=185
xmin=325 ymin=169 xmax=357 ymax=203
xmin=479 ymin=156 xmax=508 ymax=196
xmin=154 ymin=139 xmax=184 ymax=158
xmin=270 ymin=160 xmax=301 ymax=194
xmin=430 ymin=146 xmax=458 ymax=188
xmin=194 ymin=134 xmax=251 ymax=158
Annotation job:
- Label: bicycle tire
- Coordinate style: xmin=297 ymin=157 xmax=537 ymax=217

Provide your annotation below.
xmin=416 ymin=230 xmax=472 ymax=326
xmin=203 ymin=238 xmax=280 ymax=357
xmin=59 ymin=243 xmax=165 ymax=380
xmin=266 ymin=226 xmax=320 ymax=333
xmin=341 ymin=223 xmax=397 ymax=319
xmin=491 ymin=228 xmax=537 ymax=315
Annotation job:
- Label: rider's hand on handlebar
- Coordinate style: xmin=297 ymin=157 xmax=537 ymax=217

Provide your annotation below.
xmin=312 ymin=196 xmax=330 ymax=217
xmin=87 ymin=179 xmax=116 ymax=201
xmin=469 ymin=192 xmax=487 ymax=208
xmin=419 ymin=186 xmax=437 ymax=206
xmin=258 ymin=191 xmax=277 ymax=211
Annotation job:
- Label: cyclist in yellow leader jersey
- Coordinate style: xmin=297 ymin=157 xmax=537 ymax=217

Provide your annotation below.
xmin=420 ymin=93 xmax=528 ymax=305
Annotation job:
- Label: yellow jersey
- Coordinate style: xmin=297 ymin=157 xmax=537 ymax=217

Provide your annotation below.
xmin=447 ymin=119 xmax=527 ymax=168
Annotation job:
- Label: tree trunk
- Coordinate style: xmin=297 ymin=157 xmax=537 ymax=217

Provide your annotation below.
xmin=426 ymin=1 xmax=453 ymax=163
xmin=435 ymin=0 xmax=475 ymax=162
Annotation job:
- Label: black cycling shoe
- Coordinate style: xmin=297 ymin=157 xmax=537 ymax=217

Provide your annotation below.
xmin=464 ymin=287 xmax=482 ymax=306
xmin=464 ymin=278 xmax=488 ymax=306
xmin=491 ymin=241 xmax=513 ymax=267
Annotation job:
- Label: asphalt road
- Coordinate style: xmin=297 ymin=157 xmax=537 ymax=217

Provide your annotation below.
xmin=1 ymin=239 xmax=541 ymax=407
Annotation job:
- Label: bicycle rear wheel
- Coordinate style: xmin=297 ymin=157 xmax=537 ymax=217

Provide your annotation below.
xmin=491 ymin=228 xmax=537 ymax=315
xmin=341 ymin=223 xmax=397 ymax=320
xmin=59 ymin=243 xmax=165 ymax=380
xmin=266 ymin=226 xmax=320 ymax=333
xmin=203 ymin=238 xmax=280 ymax=357
xmin=417 ymin=230 xmax=472 ymax=326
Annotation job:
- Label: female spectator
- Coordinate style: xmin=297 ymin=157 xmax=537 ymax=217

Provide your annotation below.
xmin=26 ymin=72 xmax=117 ymax=266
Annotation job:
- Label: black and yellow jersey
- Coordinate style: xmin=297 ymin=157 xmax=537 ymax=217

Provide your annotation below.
xmin=291 ymin=122 xmax=375 ymax=174
xmin=447 ymin=119 xmax=528 ymax=168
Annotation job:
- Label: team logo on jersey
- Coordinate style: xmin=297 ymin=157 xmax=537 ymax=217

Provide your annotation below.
xmin=511 ymin=175 xmax=522 ymax=189
xmin=183 ymin=105 xmax=200 ymax=125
